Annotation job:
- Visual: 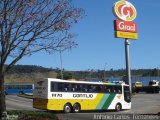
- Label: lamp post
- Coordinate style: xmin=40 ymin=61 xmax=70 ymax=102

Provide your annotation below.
xmin=59 ymin=49 xmax=63 ymax=79
xmin=57 ymin=38 xmax=78 ymax=80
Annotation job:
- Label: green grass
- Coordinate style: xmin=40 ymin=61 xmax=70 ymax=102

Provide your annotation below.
xmin=6 ymin=110 xmax=58 ymax=120
xmin=17 ymin=94 xmax=33 ymax=99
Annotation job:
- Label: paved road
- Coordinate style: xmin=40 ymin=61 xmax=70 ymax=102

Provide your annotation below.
xmin=57 ymin=93 xmax=160 ymax=120
xmin=6 ymin=95 xmax=35 ymax=110
xmin=6 ymin=93 xmax=160 ymax=120
xmin=125 ymin=93 xmax=160 ymax=114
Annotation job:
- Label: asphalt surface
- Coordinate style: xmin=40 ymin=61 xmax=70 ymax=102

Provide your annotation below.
xmin=6 ymin=93 xmax=160 ymax=120
xmin=6 ymin=95 xmax=34 ymax=110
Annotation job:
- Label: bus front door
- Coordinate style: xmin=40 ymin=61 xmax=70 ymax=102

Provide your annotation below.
xmin=124 ymin=86 xmax=131 ymax=103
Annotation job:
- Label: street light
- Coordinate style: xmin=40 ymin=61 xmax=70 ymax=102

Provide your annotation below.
xmin=103 ymin=63 xmax=107 ymax=81
xmin=57 ymin=38 xmax=78 ymax=80
xmin=158 ymin=66 xmax=159 ymax=77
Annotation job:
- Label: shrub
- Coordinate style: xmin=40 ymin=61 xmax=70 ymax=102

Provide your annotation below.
xmin=7 ymin=110 xmax=58 ymax=120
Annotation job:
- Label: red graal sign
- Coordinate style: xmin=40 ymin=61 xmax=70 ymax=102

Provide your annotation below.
xmin=114 ymin=20 xmax=137 ymax=33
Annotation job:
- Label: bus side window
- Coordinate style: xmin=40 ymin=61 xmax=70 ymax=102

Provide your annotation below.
xmin=107 ymin=89 xmax=111 ymax=93
xmin=79 ymin=84 xmax=85 ymax=92
xmin=57 ymin=83 xmax=65 ymax=91
xmin=114 ymin=86 xmax=122 ymax=94
xmin=70 ymin=84 xmax=80 ymax=92
xmin=82 ymin=84 xmax=88 ymax=92
xmin=117 ymin=86 xmax=122 ymax=94
xmin=95 ymin=85 xmax=102 ymax=93
xmin=91 ymin=85 xmax=102 ymax=93
xmin=113 ymin=89 xmax=116 ymax=93
xmin=89 ymin=85 xmax=95 ymax=92
xmin=51 ymin=82 xmax=54 ymax=92
xmin=104 ymin=85 xmax=112 ymax=93
xmin=83 ymin=88 xmax=88 ymax=92
xmin=110 ymin=86 xmax=115 ymax=93
xmin=72 ymin=88 xmax=75 ymax=91
xmin=64 ymin=83 xmax=71 ymax=92
xmin=64 ymin=88 xmax=68 ymax=91
xmin=71 ymin=84 xmax=79 ymax=92
xmin=69 ymin=83 xmax=78 ymax=92
xmin=51 ymin=82 xmax=59 ymax=92
xmin=69 ymin=83 xmax=75 ymax=92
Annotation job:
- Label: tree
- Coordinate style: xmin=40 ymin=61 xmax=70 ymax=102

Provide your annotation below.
xmin=150 ymin=68 xmax=158 ymax=76
xmin=0 ymin=0 xmax=84 ymax=117
xmin=57 ymin=71 xmax=73 ymax=80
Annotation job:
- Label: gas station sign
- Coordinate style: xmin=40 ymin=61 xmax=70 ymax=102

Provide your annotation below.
xmin=113 ymin=0 xmax=138 ymax=40
xmin=113 ymin=0 xmax=137 ymax=21
xmin=114 ymin=20 xmax=137 ymax=33
xmin=112 ymin=0 xmax=138 ymax=94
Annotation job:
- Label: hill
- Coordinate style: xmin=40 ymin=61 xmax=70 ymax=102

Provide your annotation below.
xmin=4 ymin=65 xmax=160 ymax=83
xmin=7 ymin=65 xmax=54 ymax=74
xmin=5 ymin=65 xmax=57 ymax=84
xmin=71 ymin=69 xmax=158 ymax=80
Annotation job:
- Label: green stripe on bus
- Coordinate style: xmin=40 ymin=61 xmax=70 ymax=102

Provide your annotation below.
xmin=102 ymin=94 xmax=116 ymax=109
xmin=96 ymin=94 xmax=110 ymax=109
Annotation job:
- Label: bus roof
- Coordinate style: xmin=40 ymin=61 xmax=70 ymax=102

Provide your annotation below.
xmin=38 ymin=78 xmax=128 ymax=86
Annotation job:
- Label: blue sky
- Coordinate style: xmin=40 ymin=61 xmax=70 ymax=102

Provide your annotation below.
xmin=15 ymin=0 xmax=160 ymax=71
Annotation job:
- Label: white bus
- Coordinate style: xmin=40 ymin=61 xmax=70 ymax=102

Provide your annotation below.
xmin=33 ymin=78 xmax=131 ymax=113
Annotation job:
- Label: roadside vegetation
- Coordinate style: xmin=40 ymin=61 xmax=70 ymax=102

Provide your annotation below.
xmin=4 ymin=110 xmax=58 ymax=120
xmin=17 ymin=94 xmax=33 ymax=99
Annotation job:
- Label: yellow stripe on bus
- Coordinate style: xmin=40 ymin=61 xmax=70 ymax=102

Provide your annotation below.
xmin=47 ymin=93 xmax=104 ymax=110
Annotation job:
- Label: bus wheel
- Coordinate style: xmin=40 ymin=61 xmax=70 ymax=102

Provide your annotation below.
xmin=73 ymin=103 xmax=81 ymax=113
xmin=115 ymin=103 xmax=121 ymax=111
xmin=64 ymin=103 xmax=72 ymax=113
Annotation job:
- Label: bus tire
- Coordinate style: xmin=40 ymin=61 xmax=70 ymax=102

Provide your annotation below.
xmin=115 ymin=103 xmax=121 ymax=112
xmin=64 ymin=103 xmax=72 ymax=113
xmin=73 ymin=103 xmax=81 ymax=113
